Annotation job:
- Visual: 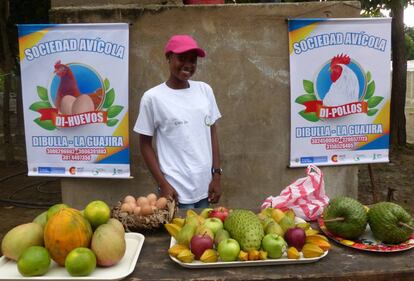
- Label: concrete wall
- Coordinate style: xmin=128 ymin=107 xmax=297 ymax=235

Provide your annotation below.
xmin=51 ymin=1 xmax=361 ymax=209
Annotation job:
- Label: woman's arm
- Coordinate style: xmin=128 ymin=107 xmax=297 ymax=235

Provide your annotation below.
xmin=208 ymin=124 xmax=221 ymax=203
xmin=139 ymin=134 xmax=178 ymax=201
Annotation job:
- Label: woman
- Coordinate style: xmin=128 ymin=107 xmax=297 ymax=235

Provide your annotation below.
xmin=134 ymin=34 xmax=222 ymax=209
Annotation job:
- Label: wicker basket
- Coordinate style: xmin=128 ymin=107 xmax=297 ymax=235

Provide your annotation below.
xmin=111 ymin=199 xmax=177 ymax=232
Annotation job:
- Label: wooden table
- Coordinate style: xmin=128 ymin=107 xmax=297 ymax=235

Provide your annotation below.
xmin=125 ymin=227 xmax=414 ymax=281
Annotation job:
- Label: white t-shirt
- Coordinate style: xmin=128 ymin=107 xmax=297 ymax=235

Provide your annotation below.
xmin=134 ymin=80 xmax=221 ymax=204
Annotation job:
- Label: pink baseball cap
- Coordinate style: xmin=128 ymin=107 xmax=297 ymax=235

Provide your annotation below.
xmin=165 ymin=35 xmax=206 ymax=57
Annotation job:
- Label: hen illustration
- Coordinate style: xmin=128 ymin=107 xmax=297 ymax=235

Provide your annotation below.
xmin=323 ymin=54 xmax=359 ymax=106
xmin=54 ymin=61 xmax=104 ymax=114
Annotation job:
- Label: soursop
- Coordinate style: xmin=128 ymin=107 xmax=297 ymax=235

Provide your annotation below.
xmin=368 ymin=202 xmax=414 ymax=244
xmin=224 ymin=209 xmax=264 ymax=251
xmin=323 ymin=197 xmax=367 ymax=239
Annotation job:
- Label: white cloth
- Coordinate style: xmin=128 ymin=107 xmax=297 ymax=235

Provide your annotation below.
xmin=134 ymin=80 xmax=221 ymax=204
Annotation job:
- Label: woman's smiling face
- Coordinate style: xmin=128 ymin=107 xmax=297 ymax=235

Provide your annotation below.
xmin=167 ymin=50 xmax=198 ymax=88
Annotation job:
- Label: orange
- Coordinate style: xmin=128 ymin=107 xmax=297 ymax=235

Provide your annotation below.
xmin=84 ymin=200 xmax=111 ymax=229
xmin=65 ymin=247 xmax=96 ymax=276
xmin=17 ymin=246 xmax=51 ymax=276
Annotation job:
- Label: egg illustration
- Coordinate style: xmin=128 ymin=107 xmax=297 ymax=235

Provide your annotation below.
xmin=72 ymin=94 xmax=95 ymax=114
xmin=59 ymin=95 xmax=76 ymax=115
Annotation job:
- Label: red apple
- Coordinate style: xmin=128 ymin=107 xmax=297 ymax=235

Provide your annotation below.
xmin=190 ymin=234 xmax=214 ymax=260
xmin=284 ymin=227 xmax=306 ymax=251
xmin=208 ymin=206 xmax=230 ymax=222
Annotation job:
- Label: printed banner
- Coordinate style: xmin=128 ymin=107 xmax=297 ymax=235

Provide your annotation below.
xmin=288 ymin=18 xmax=391 ymax=167
xmin=18 ymin=23 xmax=130 ymax=177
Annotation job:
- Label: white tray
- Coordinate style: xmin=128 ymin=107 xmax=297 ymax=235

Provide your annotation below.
xmin=169 ymin=237 xmax=328 ymax=268
xmin=0 ymin=232 xmax=144 ymax=280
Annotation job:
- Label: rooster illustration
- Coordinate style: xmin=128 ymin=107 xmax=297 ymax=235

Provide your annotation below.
xmin=323 ymin=54 xmax=359 ymax=106
xmin=54 ymin=61 xmax=104 ymax=111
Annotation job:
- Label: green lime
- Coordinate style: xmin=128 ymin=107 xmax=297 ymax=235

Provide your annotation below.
xmin=47 ymin=203 xmax=69 ymax=220
xmin=65 ymin=247 xmax=96 ymax=276
xmin=84 ymin=200 xmax=111 ymax=229
xmin=17 ymin=246 xmax=51 ymax=277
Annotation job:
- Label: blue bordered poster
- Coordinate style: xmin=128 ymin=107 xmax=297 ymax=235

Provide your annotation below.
xmin=18 ymin=23 xmax=130 ymax=177
xmin=288 ymin=18 xmax=391 ymax=167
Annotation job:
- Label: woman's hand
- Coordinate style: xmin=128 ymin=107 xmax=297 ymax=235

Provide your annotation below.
xmin=208 ymin=175 xmax=221 ymax=204
xmin=160 ymin=182 xmax=178 ymax=202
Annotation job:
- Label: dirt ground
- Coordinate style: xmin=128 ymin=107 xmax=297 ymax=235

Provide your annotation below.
xmin=0 ymin=147 xmax=413 ymax=255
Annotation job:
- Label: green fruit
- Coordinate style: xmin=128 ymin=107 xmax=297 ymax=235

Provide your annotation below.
xmin=323 ymin=197 xmax=367 ymax=239
xmin=265 ymin=221 xmax=284 ymax=236
xmin=47 ymin=203 xmax=69 ymax=220
xmin=17 ymin=246 xmax=51 ymax=277
xmin=84 ymin=200 xmax=111 ymax=230
xmin=176 ymin=223 xmax=197 ymax=246
xmin=368 ymin=202 xmax=414 ymax=244
xmin=224 ymin=209 xmax=264 ymax=251
xmin=1 ymin=222 xmax=44 ymax=261
xmin=278 ymin=216 xmax=295 ymax=233
xmin=33 ymin=211 xmax=48 ymax=229
xmin=214 ymin=228 xmax=230 ymax=247
xmin=65 ymin=247 xmax=96 ymax=276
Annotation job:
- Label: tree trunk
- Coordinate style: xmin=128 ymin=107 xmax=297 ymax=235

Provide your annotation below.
xmin=0 ymin=0 xmax=15 ymax=164
xmin=390 ymin=4 xmax=407 ymax=148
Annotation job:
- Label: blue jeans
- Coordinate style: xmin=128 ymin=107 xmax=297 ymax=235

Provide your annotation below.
xmin=179 ymin=198 xmax=210 ymax=209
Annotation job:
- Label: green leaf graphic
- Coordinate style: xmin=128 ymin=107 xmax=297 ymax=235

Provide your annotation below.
xmin=103 ymin=89 xmax=115 ymax=108
xmin=29 ymin=101 xmax=52 ymax=112
xmin=107 ymin=105 xmax=124 ymax=118
xmin=295 ymin=94 xmax=317 ymax=105
xmin=366 ymin=71 xmax=372 ymax=82
xmin=299 ymin=110 xmax=319 ymax=122
xmin=107 ymin=119 xmax=119 ymax=127
xmin=367 ymin=109 xmax=378 ymax=116
xmin=104 ymin=78 xmax=110 ymax=91
xmin=34 ymin=118 xmax=56 ymax=131
xmin=303 ymin=80 xmax=314 ymax=94
xmin=37 ymin=86 xmax=49 ymax=101
xmin=365 ymin=81 xmax=375 ymax=100
xmin=367 ymin=96 xmax=384 ymax=108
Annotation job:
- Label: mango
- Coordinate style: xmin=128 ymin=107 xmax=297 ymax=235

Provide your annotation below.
xmin=1 ymin=222 xmax=44 ymax=261
xmin=91 ymin=224 xmax=126 ymax=266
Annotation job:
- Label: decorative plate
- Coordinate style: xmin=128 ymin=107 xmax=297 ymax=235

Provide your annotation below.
xmin=318 ymin=216 xmax=414 ymax=252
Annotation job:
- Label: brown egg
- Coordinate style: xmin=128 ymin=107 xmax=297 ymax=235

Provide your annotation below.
xmin=59 ymin=95 xmax=76 ymax=115
xmin=121 ymin=203 xmax=134 ymax=214
xmin=133 ymin=206 xmax=141 ymax=216
xmin=155 ymin=197 xmax=168 ymax=210
xmin=147 ymin=193 xmax=158 ymax=205
xmin=137 ymin=196 xmax=149 ymax=207
xmin=140 ymin=205 xmax=154 ymax=216
xmin=124 ymin=195 xmax=136 ymax=204
xmin=72 ymin=94 xmax=95 ymax=114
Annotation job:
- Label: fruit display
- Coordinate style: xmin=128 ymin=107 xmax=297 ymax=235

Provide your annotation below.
xmin=111 ymin=193 xmax=176 ymax=231
xmin=0 ymin=200 xmax=127 ymax=277
xmin=321 ymin=197 xmax=414 ymax=249
xmin=165 ymin=206 xmax=330 ymax=265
